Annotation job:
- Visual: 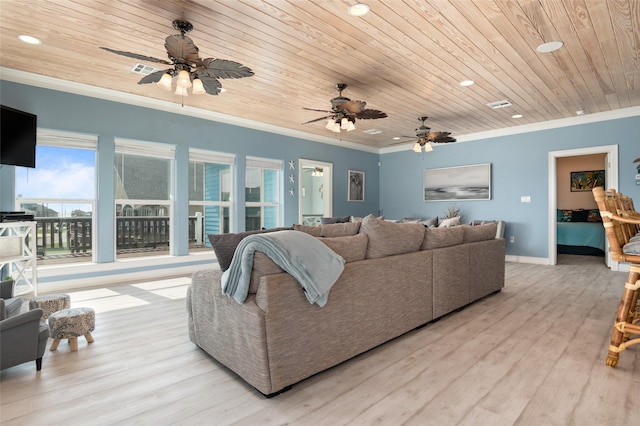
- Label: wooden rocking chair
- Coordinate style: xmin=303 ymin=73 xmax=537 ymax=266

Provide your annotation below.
xmin=592 ymin=187 xmax=640 ymax=367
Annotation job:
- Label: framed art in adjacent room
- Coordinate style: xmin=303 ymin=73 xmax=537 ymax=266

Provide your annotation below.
xmin=348 ymin=170 xmax=365 ymax=202
xmin=570 ymin=169 xmax=605 ymax=192
xmin=424 ymin=163 xmax=491 ymax=201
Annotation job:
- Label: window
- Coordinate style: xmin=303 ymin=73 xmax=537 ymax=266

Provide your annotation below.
xmin=245 ymin=156 xmax=281 ymax=231
xmin=188 ymin=149 xmax=234 ymax=251
xmin=15 ymin=131 xmax=97 ymax=263
xmin=114 ymin=139 xmax=175 ymax=258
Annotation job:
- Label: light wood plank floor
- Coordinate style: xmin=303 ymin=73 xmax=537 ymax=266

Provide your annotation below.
xmin=2 ymin=255 xmax=639 ymax=425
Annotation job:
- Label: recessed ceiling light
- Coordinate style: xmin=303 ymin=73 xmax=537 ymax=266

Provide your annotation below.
xmin=392 ymin=137 xmax=401 ymax=140
xmin=536 ymin=41 xmax=563 ymax=53
xmin=17 ymin=35 xmax=41 ymax=45
xmin=459 ymin=80 xmax=474 ymax=87
xmin=348 ymin=3 xmax=370 ymax=16
xmin=576 ymin=110 xmax=584 ymax=116
xmin=363 ymin=129 xmax=381 ymax=135
xmin=512 ymin=114 xmax=523 ymax=119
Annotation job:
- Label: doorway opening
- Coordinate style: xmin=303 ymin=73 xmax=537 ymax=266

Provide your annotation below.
xmin=299 ymin=159 xmax=333 ymax=225
xmin=548 ymin=145 xmax=618 ymax=267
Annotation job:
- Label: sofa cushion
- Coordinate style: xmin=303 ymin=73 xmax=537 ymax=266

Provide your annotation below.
xmin=294 ymin=221 xmax=361 ymax=237
xmin=360 ymin=214 xmax=425 ymax=259
xmin=320 ymin=215 xmax=351 ymax=224
xmin=421 ymin=226 xmax=464 ymax=250
xmin=208 ymin=227 xmax=293 ymax=272
xmin=249 ymin=252 xmax=285 ymax=293
xmin=319 ymin=233 xmax=368 ymax=263
xmin=462 ymin=222 xmax=498 ymax=243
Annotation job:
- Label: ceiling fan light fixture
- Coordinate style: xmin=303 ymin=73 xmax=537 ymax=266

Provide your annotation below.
xmin=175 ymin=86 xmax=189 ymax=97
xmin=176 ymin=70 xmax=192 ymax=89
xmin=157 ymin=72 xmax=173 ymax=91
xmin=340 ymin=117 xmax=349 ymax=129
xmin=191 ymin=77 xmax=206 ymax=95
xmin=412 ymin=142 xmax=422 ymax=153
xmin=346 ymin=120 xmax=356 ymax=131
xmin=332 ymin=122 xmax=342 ymax=133
xmin=325 ymin=119 xmax=336 ymax=131
xmin=424 ymin=142 xmax=434 ymax=152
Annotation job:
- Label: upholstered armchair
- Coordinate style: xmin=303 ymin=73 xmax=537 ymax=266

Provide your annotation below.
xmin=0 ymin=300 xmax=50 ymax=371
xmin=0 ymin=278 xmax=23 ymax=318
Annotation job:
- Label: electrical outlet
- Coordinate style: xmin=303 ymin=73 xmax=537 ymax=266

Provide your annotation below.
xmin=509 ymin=236 xmax=515 ymax=243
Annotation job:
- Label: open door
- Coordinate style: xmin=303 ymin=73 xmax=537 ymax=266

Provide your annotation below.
xmin=299 ymin=159 xmax=333 ymax=225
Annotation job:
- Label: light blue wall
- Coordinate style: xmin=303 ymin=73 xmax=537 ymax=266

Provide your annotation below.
xmin=2 ymin=80 xmax=638 ymax=264
xmin=380 ymin=116 xmax=640 ymax=258
xmin=0 ymin=80 xmax=381 ymax=258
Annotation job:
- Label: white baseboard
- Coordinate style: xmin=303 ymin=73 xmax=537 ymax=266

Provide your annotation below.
xmin=505 ymin=255 xmax=550 ymax=265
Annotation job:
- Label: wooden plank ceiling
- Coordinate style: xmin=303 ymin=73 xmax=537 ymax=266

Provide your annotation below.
xmin=1 ymin=0 xmax=638 ymax=149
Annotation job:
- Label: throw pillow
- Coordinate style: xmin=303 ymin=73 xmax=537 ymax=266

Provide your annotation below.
xmin=318 ymin=233 xmax=368 ymax=263
xmin=571 ymin=209 xmax=589 ymax=222
xmin=360 ymin=214 xmax=425 ymax=259
xmin=421 ymin=226 xmax=464 ymax=250
xmin=462 ymin=222 xmax=498 ymax=243
xmin=208 ymin=227 xmax=293 ymax=272
xmin=623 ymin=241 xmax=640 ymax=255
xmin=293 ymin=221 xmax=361 ymax=237
xmin=438 ymin=216 xmax=461 ymax=227
xmin=559 ymin=209 xmax=572 ymax=222
xmin=587 ymin=209 xmax=602 ymax=222
xmin=419 ymin=216 xmax=439 ymax=227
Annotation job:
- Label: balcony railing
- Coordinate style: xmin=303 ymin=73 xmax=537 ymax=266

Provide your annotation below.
xmin=34 ymin=216 xmax=203 ymax=260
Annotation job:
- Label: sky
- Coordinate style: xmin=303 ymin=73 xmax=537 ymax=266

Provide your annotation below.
xmin=15 ymin=146 xmax=95 ymax=213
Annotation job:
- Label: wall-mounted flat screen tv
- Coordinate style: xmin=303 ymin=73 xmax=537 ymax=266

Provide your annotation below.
xmin=1 ymin=105 xmax=37 ymax=168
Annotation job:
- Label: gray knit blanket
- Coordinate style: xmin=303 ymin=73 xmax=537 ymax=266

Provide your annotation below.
xmin=221 ymin=230 xmax=345 ymax=307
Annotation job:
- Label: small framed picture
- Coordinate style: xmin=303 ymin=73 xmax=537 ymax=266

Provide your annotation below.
xmin=348 ymin=170 xmax=365 ymax=202
xmin=570 ymin=170 xmax=605 ymax=192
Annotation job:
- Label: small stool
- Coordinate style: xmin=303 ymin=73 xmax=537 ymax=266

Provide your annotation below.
xmin=48 ymin=307 xmax=95 ymax=352
xmin=29 ymin=293 xmax=71 ymax=320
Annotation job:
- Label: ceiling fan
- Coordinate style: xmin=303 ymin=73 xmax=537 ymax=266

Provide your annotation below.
xmin=100 ymin=19 xmax=254 ymax=97
xmin=393 ymin=117 xmax=456 ymax=152
xmin=302 ymin=83 xmax=387 ymax=133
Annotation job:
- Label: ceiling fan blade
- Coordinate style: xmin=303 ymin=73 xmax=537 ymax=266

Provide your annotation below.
xmin=200 ymin=58 xmax=254 ymax=79
xmin=429 ymin=132 xmax=456 ymax=143
xmin=197 ymin=75 xmax=223 ymax=95
xmin=389 ymin=138 xmax=417 ymax=146
xmin=137 ymin=69 xmax=169 ymax=84
xmin=99 ymin=47 xmax=172 ymax=65
xmin=165 ymin=34 xmax=201 ymax=64
xmin=356 ymin=109 xmax=388 ymax=120
xmin=335 ymin=100 xmax=366 ymax=114
xmin=303 ymin=107 xmax=333 ymax=113
xmin=302 ymin=115 xmax=333 ymax=125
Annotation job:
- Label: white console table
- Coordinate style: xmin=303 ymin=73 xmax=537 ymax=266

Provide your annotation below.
xmin=0 ymin=221 xmax=38 ymax=296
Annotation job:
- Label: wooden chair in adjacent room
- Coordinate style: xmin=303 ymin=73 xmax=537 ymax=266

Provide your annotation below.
xmin=592 ymin=187 xmax=640 ymax=367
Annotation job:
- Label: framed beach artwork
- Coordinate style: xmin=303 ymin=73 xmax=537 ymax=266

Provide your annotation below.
xmin=570 ymin=170 xmax=604 ymax=192
xmin=423 ymin=163 xmax=491 ymax=201
xmin=348 ymin=170 xmax=365 ymax=202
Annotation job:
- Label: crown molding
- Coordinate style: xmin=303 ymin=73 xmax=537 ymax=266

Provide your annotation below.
xmin=0 ymin=68 xmax=379 ymax=154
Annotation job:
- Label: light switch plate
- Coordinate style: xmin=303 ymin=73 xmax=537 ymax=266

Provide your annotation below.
xmin=520 ymin=195 xmax=531 ymax=203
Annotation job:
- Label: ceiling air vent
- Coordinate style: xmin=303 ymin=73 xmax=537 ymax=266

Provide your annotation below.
xmin=487 ymin=100 xmax=512 ymax=109
xmin=131 ymin=63 xmax=160 ymax=75
xmin=363 ymin=129 xmax=382 ymax=135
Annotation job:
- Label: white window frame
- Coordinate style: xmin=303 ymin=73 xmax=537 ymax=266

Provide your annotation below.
xmin=188 ymin=149 xmax=235 ymax=244
xmin=16 ymin=129 xmax=98 ymax=262
xmin=245 ymin=156 xmax=282 ymax=229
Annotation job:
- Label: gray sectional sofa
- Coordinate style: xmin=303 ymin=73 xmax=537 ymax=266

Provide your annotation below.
xmin=187 ymin=215 xmax=505 ymax=396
